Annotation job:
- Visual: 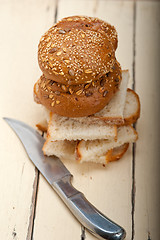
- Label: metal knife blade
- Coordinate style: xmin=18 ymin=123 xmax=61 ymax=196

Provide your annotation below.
xmin=4 ymin=117 xmax=126 ymax=240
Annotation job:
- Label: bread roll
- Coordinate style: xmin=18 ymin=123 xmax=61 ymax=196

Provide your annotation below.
xmin=38 ymin=27 xmax=116 ymax=85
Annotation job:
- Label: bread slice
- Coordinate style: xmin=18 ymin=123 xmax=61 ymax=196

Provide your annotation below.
xmin=124 ymin=89 xmax=140 ymax=125
xmin=42 ymin=139 xmax=129 ymax=164
xmin=47 ymin=112 xmax=117 ymax=141
xmin=92 ymin=70 xmax=129 ymax=124
xmin=79 ymin=143 xmax=129 ymax=164
xmin=76 ymin=125 xmax=138 ymax=163
xmin=43 ymin=138 xmax=76 ymax=161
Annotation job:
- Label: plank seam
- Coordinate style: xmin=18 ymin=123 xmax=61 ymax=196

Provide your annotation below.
xmin=131 ymin=1 xmax=137 ymax=240
xmin=30 ymin=169 xmax=39 ymax=240
xmin=54 ymin=0 xmax=58 ymax=23
xmin=81 ymin=226 xmax=86 ymax=240
xmin=26 ymin=168 xmax=39 ymax=240
xmin=132 ymin=1 xmax=136 ymax=92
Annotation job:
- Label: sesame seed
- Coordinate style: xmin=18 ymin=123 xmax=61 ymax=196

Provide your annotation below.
xmin=85 ymin=83 xmax=90 ymax=89
xmin=59 ymin=71 xmax=64 ymax=75
xmin=103 ymin=90 xmax=108 ymax=97
xmin=46 ymin=37 xmax=50 ymax=42
xmin=76 ymin=89 xmax=83 ymax=95
xmin=68 ymin=69 xmax=74 ymax=76
xmin=56 ymin=51 xmax=62 ymax=56
xmin=41 ymin=82 xmax=45 ymax=88
xmin=99 ymin=87 xmax=104 ymax=93
xmin=64 ymin=59 xmax=70 ymax=64
xmin=55 ymin=91 xmax=60 ymax=95
xmin=86 ymin=80 xmax=92 ymax=83
xmin=59 ymin=30 xmax=66 ymax=34
xmin=51 ymin=101 xmax=55 ymax=106
xmin=49 ymin=48 xmax=57 ymax=53
xmin=85 ymin=69 xmax=92 ymax=74
xmin=47 ymin=42 xmax=51 ymax=47
xmin=49 ymin=94 xmax=54 ymax=98
xmin=53 ymin=71 xmax=58 ymax=75
xmin=49 ymin=62 xmax=53 ymax=68
xmin=61 ymin=85 xmax=67 ymax=91
xmin=69 ymin=88 xmax=74 ymax=94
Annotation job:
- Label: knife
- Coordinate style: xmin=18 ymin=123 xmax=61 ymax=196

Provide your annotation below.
xmin=4 ymin=117 xmax=126 ymax=240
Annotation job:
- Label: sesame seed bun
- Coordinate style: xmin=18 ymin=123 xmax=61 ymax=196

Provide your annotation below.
xmin=34 ymin=61 xmax=122 ymax=117
xmin=38 ymin=17 xmax=116 ymax=85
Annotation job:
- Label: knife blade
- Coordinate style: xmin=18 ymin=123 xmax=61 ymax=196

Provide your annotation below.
xmin=4 ymin=117 xmax=126 ymax=240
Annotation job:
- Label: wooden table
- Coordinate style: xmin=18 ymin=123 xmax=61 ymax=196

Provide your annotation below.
xmin=0 ymin=0 xmax=160 ymax=239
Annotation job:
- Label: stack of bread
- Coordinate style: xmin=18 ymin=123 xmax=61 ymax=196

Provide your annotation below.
xmin=34 ymin=16 xmax=140 ymax=164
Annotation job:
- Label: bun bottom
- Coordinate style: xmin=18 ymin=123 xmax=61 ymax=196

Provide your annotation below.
xmin=34 ymin=61 xmax=122 ymax=117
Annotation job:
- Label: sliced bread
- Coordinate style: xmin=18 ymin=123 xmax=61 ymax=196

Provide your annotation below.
xmin=42 ymin=139 xmax=129 ymax=164
xmin=77 ymin=143 xmax=129 ymax=164
xmin=43 ymin=138 xmax=76 ymax=161
xmin=76 ymin=125 xmax=138 ymax=162
xmin=124 ymin=89 xmax=140 ymax=125
xmin=47 ymin=112 xmax=117 ymax=141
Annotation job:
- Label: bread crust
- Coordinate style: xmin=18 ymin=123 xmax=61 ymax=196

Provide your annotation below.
xmin=38 ymin=16 xmax=117 ymax=85
xmin=42 ymin=135 xmax=51 ymax=155
xmin=106 ymin=143 xmax=129 ymax=163
xmin=34 ymin=61 xmax=122 ymax=117
xmin=124 ymin=88 xmax=141 ymax=125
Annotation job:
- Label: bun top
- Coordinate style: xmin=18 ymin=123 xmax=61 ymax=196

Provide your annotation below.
xmin=38 ymin=16 xmax=116 ymax=85
xmin=57 ymin=16 xmax=118 ymax=50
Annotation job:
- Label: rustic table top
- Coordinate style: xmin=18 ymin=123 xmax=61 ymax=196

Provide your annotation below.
xmin=0 ymin=0 xmax=160 ymax=239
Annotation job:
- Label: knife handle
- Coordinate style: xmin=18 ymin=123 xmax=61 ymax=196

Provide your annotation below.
xmin=52 ymin=175 xmax=126 ymax=240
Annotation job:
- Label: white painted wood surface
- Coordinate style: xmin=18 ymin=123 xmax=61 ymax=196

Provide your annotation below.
xmin=0 ymin=0 xmax=159 ymax=240
xmin=135 ymin=2 xmax=160 ymax=240
xmin=0 ymin=0 xmax=56 ymax=239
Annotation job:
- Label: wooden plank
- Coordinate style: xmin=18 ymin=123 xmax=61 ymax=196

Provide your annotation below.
xmin=134 ymin=2 xmax=160 ymax=239
xmin=33 ymin=1 xmax=134 ymax=239
xmin=0 ymin=0 xmax=56 ymax=239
